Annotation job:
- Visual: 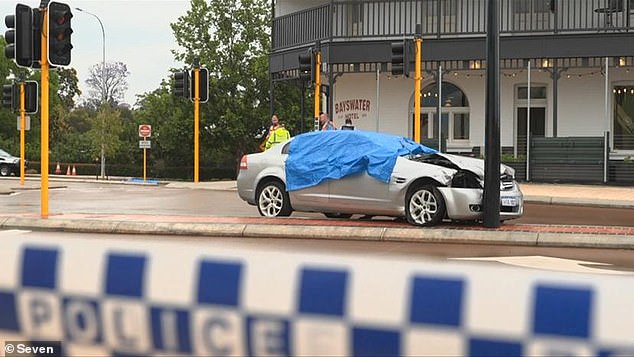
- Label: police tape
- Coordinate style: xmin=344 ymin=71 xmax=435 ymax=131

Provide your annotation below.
xmin=0 ymin=231 xmax=633 ymax=356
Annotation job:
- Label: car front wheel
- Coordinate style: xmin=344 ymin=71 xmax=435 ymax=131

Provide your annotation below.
xmin=0 ymin=164 xmax=11 ymax=177
xmin=257 ymin=180 xmax=292 ymax=217
xmin=405 ymin=184 xmax=446 ymax=226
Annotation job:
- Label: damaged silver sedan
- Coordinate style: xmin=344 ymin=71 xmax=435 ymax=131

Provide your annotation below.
xmin=237 ymin=131 xmax=523 ymax=227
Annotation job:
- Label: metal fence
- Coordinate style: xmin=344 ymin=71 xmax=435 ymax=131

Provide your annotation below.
xmin=274 ymin=0 xmax=634 ymax=49
xmin=529 ymin=136 xmax=606 ymax=183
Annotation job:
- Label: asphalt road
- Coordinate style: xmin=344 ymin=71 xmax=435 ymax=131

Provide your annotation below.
xmin=2 ymin=181 xmax=633 ymax=227
xmin=4 ymin=230 xmax=633 ymax=275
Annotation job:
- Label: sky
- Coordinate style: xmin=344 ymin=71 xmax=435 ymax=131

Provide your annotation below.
xmin=1 ymin=0 xmax=190 ymax=106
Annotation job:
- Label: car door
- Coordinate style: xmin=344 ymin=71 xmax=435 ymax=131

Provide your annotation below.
xmin=281 ymin=142 xmax=330 ymax=211
xmin=327 ymin=170 xmax=390 ymax=212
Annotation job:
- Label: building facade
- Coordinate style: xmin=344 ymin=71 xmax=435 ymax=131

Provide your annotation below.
xmin=270 ymin=0 xmax=634 ymax=182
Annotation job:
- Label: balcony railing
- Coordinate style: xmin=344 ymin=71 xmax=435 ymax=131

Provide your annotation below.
xmin=273 ymin=0 xmax=634 ymax=50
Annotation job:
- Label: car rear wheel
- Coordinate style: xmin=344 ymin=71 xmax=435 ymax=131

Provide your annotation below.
xmin=405 ymin=184 xmax=446 ymax=226
xmin=257 ymin=180 xmax=292 ymax=217
xmin=323 ymin=212 xmax=353 ymax=219
xmin=0 ymin=164 xmax=10 ymax=177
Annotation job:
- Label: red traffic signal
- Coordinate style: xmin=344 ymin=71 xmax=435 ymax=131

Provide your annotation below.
xmin=47 ymin=1 xmax=73 ymax=66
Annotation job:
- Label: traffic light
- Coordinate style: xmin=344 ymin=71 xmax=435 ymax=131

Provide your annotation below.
xmin=31 ymin=8 xmax=43 ymax=68
xmin=4 ymin=4 xmax=33 ymax=67
xmin=24 ymin=81 xmax=38 ymax=113
xmin=190 ymin=68 xmax=209 ymax=103
xmin=298 ymin=51 xmax=313 ymax=82
xmin=391 ymin=41 xmax=406 ymax=76
xmin=47 ymin=1 xmax=73 ymax=66
xmin=2 ymin=84 xmax=17 ymax=111
xmin=174 ymin=71 xmax=190 ymax=98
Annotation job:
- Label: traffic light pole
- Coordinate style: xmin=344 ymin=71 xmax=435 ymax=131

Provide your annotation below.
xmin=40 ymin=7 xmax=49 ymax=218
xmin=194 ymin=66 xmax=200 ymax=183
xmin=414 ymin=37 xmax=422 ymax=143
xmin=313 ymin=51 xmax=321 ymax=125
xmin=19 ymin=81 xmax=25 ymax=186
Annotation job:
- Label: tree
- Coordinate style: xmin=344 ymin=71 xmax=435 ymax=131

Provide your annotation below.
xmin=84 ymin=61 xmax=130 ymax=107
xmin=87 ymin=104 xmax=124 ymax=163
xmin=170 ymin=0 xmax=273 ymax=176
xmin=81 ymin=61 xmax=131 ymax=177
xmin=57 ymin=67 xmax=81 ymax=109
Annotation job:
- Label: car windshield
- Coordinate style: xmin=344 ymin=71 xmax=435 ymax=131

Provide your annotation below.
xmin=0 ymin=149 xmax=12 ymax=158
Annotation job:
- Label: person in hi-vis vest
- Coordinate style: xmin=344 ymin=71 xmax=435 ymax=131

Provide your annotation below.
xmin=265 ymin=124 xmax=291 ymax=150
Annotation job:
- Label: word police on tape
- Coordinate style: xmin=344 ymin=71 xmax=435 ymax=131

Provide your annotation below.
xmin=0 ymin=233 xmax=633 ymax=356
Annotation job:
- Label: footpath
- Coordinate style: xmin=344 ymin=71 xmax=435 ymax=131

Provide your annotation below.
xmin=1 ymin=176 xmax=633 ymax=249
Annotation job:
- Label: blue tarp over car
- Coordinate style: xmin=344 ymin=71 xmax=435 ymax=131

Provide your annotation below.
xmin=285 ymin=130 xmax=437 ymax=191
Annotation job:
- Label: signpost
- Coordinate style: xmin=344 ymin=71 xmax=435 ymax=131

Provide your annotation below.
xmin=138 ymin=124 xmax=152 ymax=138
xmin=16 ymin=115 xmax=30 ymax=131
xmin=139 ymin=124 xmax=151 ymax=182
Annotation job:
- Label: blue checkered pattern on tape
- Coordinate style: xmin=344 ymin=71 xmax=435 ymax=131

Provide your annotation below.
xmin=1 ymin=240 xmax=634 ymax=356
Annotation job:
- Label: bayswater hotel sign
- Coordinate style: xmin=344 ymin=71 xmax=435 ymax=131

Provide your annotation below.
xmin=335 ymin=98 xmax=372 ymax=121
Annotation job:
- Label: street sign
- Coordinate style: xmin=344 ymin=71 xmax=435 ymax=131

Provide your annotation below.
xmin=139 ymin=140 xmax=151 ymax=149
xmin=139 ymin=124 xmax=152 ymax=138
xmin=16 ymin=116 xmax=30 ymax=131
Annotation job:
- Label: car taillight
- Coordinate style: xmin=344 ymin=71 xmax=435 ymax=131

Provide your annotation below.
xmin=239 ymin=155 xmax=248 ymax=170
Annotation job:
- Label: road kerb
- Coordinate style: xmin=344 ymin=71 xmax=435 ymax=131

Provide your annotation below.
xmin=2 ymin=217 xmax=633 ymax=249
xmin=537 ymin=232 xmax=634 ymax=249
xmin=242 ymin=224 xmax=383 ymax=241
xmin=382 ymin=228 xmax=540 ymax=245
xmin=113 ymin=221 xmax=247 ymax=237
xmin=0 ymin=217 xmax=121 ymax=234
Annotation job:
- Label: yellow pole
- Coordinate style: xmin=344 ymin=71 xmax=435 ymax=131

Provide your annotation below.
xmin=19 ymin=82 xmax=25 ymax=186
xmin=41 ymin=9 xmax=49 ymax=218
xmin=414 ymin=38 xmax=422 ymax=143
xmin=313 ymin=51 xmax=321 ymax=126
xmin=143 ymin=138 xmax=147 ymax=182
xmin=194 ymin=67 xmax=200 ymax=183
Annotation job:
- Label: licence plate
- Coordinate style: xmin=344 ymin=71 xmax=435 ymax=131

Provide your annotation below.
xmin=501 ymin=197 xmax=518 ymax=206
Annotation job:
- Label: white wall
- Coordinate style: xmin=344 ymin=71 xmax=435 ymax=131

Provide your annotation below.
xmin=559 ymin=67 xmax=634 ymax=137
xmin=331 ymin=67 xmax=633 ymax=150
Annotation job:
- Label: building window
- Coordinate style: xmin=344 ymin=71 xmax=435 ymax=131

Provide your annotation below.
xmin=613 ymin=85 xmax=634 ymax=150
xmin=413 ymin=82 xmax=470 ymax=147
xmin=515 ymin=85 xmax=548 ymax=156
xmin=453 ymin=113 xmax=470 ymax=140
xmin=517 ymin=86 xmax=547 ymax=99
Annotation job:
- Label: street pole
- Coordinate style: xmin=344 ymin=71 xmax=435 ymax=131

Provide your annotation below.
xmin=314 ymin=50 xmax=321 ymax=128
xmin=143 ymin=137 xmax=147 ymax=182
xmin=483 ymin=0 xmax=501 ymax=228
xmin=194 ymin=58 xmax=200 ymax=183
xmin=414 ymin=29 xmax=422 ymax=143
xmin=75 ymin=7 xmax=106 ymax=179
xmin=300 ymin=80 xmax=305 ymax=133
xmin=19 ymin=81 xmax=25 ymax=186
xmin=41 ymin=6 xmax=49 ymax=218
